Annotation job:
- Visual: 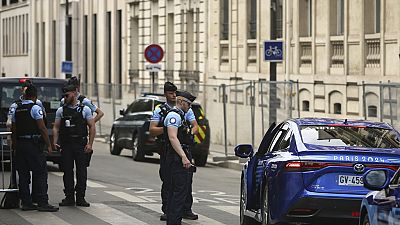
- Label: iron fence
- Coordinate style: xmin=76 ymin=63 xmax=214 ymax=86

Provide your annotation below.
xmin=80 ymin=80 xmax=400 ymax=155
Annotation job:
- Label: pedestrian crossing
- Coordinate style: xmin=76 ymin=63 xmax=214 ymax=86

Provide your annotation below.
xmin=4 ymin=174 xmax=240 ymax=225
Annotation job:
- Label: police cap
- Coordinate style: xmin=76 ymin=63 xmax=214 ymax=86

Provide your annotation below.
xmin=176 ymin=90 xmax=196 ymax=103
xmin=164 ymin=81 xmax=177 ymax=92
xmin=62 ymin=84 xmax=76 ymax=93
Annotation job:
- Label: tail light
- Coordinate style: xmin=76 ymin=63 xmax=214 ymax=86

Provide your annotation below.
xmin=284 ymin=161 xmax=399 ymax=172
xmin=285 ymin=161 xmax=352 ymax=172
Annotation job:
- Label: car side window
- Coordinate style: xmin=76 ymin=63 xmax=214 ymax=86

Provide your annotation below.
xmin=126 ymin=99 xmax=153 ymax=114
xmin=267 ymin=123 xmax=290 ymax=153
xmin=390 ymin=169 xmax=400 ymax=186
xmin=276 ymin=130 xmax=293 ymax=152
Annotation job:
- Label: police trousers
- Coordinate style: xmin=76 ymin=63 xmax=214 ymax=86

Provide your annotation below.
xmin=166 ymin=152 xmax=191 ymax=225
xmin=15 ymin=139 xmax=49 ymax=206
xmin=160 ymin=149 xmax=194 ymax=215
xmin=60 ymin=137 xmax=88 ymax=198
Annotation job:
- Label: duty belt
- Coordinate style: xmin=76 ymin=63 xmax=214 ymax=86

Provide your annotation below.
xmin=17 ymin=135 xmax=41 ymax=139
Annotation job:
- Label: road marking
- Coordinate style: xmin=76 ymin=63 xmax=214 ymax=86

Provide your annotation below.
xmin=50 ymin=172 xmax=106 ymax=188
xmin=13 ymin=210 xmax=71 ymax=225
xmin=105 ymin=191 xmax=149 ymax=203
xmin=138 ymin=203 xmax=226 ymax=225
xmin=81 ymin=203 xmax=149 ymax=225
xmin=209 ymin=205 xmax=239 ymax=216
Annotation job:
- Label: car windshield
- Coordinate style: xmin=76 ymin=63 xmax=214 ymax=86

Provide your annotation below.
xmin=300 ymin=125 xmax=400 ymax=148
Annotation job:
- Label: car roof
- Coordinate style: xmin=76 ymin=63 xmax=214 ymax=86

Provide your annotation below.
xmin=138 ymin=93 xmax=202 ymax=106
xmin=0 ymin=77 xmax=67 ymax=85
xmin=290 ymin=118 xmax=393 ymax=129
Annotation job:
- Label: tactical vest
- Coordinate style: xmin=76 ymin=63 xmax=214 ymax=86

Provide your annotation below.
xmin=59 ymin=104 xmax=88 ymax=138
xmin=15 ymin=102 xmax=40 ymax=136
xmin=164 ymin=108 xmax=193 ymax=154
xmin=77 ymin=95 xmax=86 ymax=104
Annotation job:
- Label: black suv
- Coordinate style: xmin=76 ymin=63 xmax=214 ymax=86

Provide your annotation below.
xmin=110 ymin=93 xmax=210 ymax=166
xmin=0 ymin=77 xmax=67 ymax=168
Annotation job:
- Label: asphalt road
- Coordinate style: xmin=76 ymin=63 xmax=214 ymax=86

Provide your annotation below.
xmin=0 ymin=141 xmax=241 ymax=225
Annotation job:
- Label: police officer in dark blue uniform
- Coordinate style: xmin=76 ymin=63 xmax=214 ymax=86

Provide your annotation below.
xmin=164 ymin=91 xmax=197 ymax=225
xmin=11 ymin=85 xmax=59 ymax=212
xmin=149 ymin=83 xmax=199 ymax=221
xmin=52 ymin=85 xmax=96 ymax=207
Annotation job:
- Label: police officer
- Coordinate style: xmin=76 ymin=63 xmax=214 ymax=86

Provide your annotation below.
xmin=53 ymin=85 xmax=96 ymax=207
xmin=60 ymin=76 xmax=104 ymax=123
xmin=149 ymin=82 xmax=199 ymax=221
xmin=11 ymin=85 xmax=59 ymax=212
xmin=7 ymin=79 xmax=45 ymax=205
xmin=164 ymin=91 xmax=197 ymax=225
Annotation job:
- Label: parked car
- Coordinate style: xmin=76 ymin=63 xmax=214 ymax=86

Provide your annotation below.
xmin=235 ymin=118 xmax=400 ymax=225
xmin=359 ymin=168 xmax=400 ymax=225
xmin=0 ymin=77 xmax=67 ymax=169
xmin=109 ymin=93 xmax=210 ymax=166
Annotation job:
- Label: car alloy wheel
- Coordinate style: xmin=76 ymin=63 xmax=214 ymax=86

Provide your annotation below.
xmin=240 ymin=176 xmax=258 ymax=225
xmin=131 ymin=135 xmax=145 ymax=161
xmin=262 ymin=185 xmax=271 ymax=225
xmin=362 ymin=214 xmax=370 ymax=225
xmin=110 ymin=131 xmax=122 ymax=155
xmin=240 ymin=178 xmax=247 ymax=225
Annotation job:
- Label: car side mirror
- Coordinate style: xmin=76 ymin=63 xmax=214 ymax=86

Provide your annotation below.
xmin=363 ymin=169 xmax=390 ymax=191
xmin=119 ymin=109 xmax=125 ymax=116
xmin=234 ymin=144 xmax=254 ymax=158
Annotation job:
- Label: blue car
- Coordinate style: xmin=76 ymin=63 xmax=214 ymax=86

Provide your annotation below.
xmin=360 ymin=168 xmax=400 ymax=225
xmin=235 ymin=118 xmax=400 ymax=225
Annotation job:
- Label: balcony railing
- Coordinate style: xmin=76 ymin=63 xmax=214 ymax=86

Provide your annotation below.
xmin=331 ymin=40 xmax=344 ymax=67
xmin=365 ymin=38 xmax=380 ymax=68
xmin=300 ymin=41 xmax=312 ymax=66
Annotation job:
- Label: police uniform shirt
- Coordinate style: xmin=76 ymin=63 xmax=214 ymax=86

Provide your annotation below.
xmin=11 ymin=100 xmax=44 ymax=122
xmin=60 ymin=93 xmax=98 ymax=114
xmin=55 ymin=103 xmax=93 ymax=122
xmin=152 ymin=103 xmax=196 ymax=123
xmin=8 ymin=97 xmax=45 ymax=119
xmin=164 ymin=107 xmax=184 ymax=129
xmin=151 ymin=102 xmax=174 ymax=123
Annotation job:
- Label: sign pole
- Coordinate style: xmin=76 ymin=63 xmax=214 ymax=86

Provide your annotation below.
xmin=269 ymin=0 xmax=277 ymax=126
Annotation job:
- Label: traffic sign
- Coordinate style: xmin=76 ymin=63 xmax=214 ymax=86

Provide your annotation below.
xmin=264 ymin=41 xmax=284 ymax=62
xmin=61 ymin=61 xmax=73 ymax=73
xmin=144 ymin=44 xmax=164 ymax=64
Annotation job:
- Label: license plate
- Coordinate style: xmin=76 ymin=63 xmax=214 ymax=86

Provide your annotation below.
xmin=338 ymin=175 xmax=364 ymax=186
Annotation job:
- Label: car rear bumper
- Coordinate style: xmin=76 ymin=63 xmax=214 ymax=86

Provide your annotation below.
xmin=284 ymin=196 xmax=362 ymax=224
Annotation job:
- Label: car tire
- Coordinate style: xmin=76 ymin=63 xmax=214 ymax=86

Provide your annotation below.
xmin=110 ymin=131 xmax=122 ymax=155
xmin=362 ymin=213 xmax=370 ymax=225
xmin=261 ymin=184 xmax=271 ymax=225
xmin=132 ymin=135 xmax=145 ymax=161
xmin=194 ymin=154 xmax=208 ymax=167
xmin=240 ymin=176 xmax=259 ymax=225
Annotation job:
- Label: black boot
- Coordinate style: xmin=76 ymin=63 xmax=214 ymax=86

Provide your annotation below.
xmin=59 ymin=196 xmax=75 ymax=206
xmin=76 ymin=197 xmax=90 ymax=207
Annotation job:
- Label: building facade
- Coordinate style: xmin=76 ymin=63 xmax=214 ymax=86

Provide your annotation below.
xmin=0 ymin=0 xmax=29 ymax=77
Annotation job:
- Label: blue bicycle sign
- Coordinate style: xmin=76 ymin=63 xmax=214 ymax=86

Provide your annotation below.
xmin=264 ymin=41 xmax=283 ymax=62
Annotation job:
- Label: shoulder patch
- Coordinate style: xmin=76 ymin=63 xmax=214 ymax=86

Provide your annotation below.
xmin=169 ymin=118 xmax=176 ymax=124
xmin=38 ymin=109 xmax=43 ymax=115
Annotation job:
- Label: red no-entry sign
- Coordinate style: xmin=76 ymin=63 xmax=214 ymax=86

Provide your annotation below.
xmin=144 ymin=44 xmax=164 ymax=64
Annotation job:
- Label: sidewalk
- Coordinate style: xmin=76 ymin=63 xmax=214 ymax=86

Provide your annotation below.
xmin=206 ymin=144 xmax=245 ymax=171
